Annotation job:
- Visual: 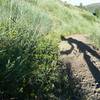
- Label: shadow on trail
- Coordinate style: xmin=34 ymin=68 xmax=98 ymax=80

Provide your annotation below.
xmin=54 ymin=62 xmax=85 ymax=100
xmin=60 ymin=35 xmax=100 ymax=86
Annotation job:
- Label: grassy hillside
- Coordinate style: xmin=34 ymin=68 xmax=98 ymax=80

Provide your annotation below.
xmin=0 ymin=0 xmax=100 ymax=43
xmin=85 ymin=3 xmax=100 ymax=18
xmin=85 ymin=3 xmax=100 ymax=12
xmin=0 ymin=0 xmax=100 ymax=99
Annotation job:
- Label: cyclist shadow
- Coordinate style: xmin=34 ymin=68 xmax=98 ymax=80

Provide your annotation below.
xmin=60 ymin=35 xmax=100 ymax=87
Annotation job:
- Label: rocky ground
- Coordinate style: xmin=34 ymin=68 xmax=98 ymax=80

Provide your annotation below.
xmin=59 ymin=34 xmax=100 ymax=100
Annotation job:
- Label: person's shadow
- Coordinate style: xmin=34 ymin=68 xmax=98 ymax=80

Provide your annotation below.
xmin=60 ymin=35 xmax=100 ymax=87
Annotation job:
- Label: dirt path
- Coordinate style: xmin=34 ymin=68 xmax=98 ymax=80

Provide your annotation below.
xmin=59 ymin=34 xmax=100 ymax=100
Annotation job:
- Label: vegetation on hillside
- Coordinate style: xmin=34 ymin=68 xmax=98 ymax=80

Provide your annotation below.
xmin=85 ymin=3 xmax=100 ymax=18
xmin=0 ymin=0 xmax=100 ymax=99
xmin=85 ymin=3 xmax=100 ymax=12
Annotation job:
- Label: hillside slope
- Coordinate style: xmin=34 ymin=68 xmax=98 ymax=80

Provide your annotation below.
xmin=86 ymin=3 xmax=100 ymax=12
xmin=0 ymin=0 xmax=100 ymax=44
xmin=0 ymin=0 xmax=100 ymax=99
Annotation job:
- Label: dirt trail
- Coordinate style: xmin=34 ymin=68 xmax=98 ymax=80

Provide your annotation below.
xmin=59 ymin=34 xmax=100 ymax=100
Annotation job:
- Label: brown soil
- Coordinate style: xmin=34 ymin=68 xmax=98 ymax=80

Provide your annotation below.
xmin=59 ymin=34 xmax=100 ymax=100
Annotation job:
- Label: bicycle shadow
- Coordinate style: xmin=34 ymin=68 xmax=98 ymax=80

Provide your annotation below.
xmin=60 ymin=35 xmax=100 ymax=87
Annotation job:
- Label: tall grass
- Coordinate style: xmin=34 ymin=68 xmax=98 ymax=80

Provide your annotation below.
xmin=0 ymin=0 xmax=75 ymax=99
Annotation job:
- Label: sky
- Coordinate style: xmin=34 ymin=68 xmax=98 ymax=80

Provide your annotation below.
xmin=61 ymin=0 xmax=100 ymax=5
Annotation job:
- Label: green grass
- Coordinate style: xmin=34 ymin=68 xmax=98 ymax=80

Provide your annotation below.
xmin=0 ymin=0 xmax=100 ymax=99
xmin=85 ymin=3 xmax=100 ymax=19
xmin=1 ymin=0 xmax=100 ymax=42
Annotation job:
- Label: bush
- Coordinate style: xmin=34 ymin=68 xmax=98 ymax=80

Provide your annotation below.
xmin=0 ymin=0 xmax=59 ymax=99
xmin=0 ymin=33 xmax=76 ymax=100
xmin=0 ymin=32 xmax=59 ymax=99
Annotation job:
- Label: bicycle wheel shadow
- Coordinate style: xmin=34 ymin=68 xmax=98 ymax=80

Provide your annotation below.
xmin=60 ymin=35 xmax=100 ymax=87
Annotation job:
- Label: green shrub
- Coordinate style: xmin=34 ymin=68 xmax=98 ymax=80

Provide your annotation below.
xmin=0 ymin=32 xmax=58 ymax=99
xmin=0 ymin=0 xmax=58 ymax=99
xmin=0 ymin=33 xmax=75 ymax=100
xmin=0 ymin=1 xmax=72 ymax=98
